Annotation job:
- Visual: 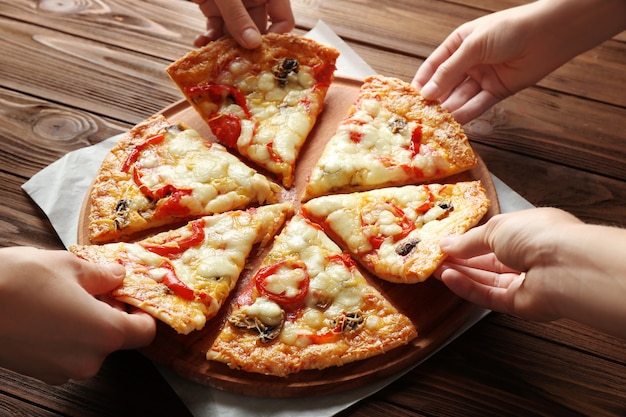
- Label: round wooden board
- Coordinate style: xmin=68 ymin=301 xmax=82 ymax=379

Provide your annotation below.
xmin=79 ymin=76 xmax=500 ymax=398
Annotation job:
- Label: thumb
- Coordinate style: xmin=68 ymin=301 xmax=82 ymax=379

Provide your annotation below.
xmin=75 ymin=260 xmax=126 ymax=296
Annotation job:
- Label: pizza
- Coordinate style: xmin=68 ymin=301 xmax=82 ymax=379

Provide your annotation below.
xmin=302 ymin=181 xmax=490 ymax=283
xmin=87 ymin=114 xmax=281 ymax=243
xmin=206 ymin=215 xmax=417 ymax=377
xmin=71 ymin=203 xmax=293 ymax=335
xmin=303 ymin=75 xmax=478 ymax=200
xmin=165 ymin=33 xmax=340 ymax=188
xmin=73 ymin=37 xmax=496 ymax=384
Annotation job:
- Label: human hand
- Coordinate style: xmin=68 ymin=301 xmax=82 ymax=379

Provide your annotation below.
xmin=412 ymin=3 xmax=559 ymax=125
xmin=0 ymin=247 xmax=155 ymax=385
xmin=192 ymin=0 xmax=295 ymax=48
xmin=433 ymin=208 xmax=583 ymax=322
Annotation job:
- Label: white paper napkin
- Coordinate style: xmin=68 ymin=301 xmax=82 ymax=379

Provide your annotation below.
xmin=22 ymin=20 xmax=534 ymax=417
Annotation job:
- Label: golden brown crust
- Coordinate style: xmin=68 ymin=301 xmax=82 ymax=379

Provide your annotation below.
xmin=207 ymin=298 xmax=416 ymax=377
xmin=303 ymin=75 xmax=478 ymax=199
xmin=87 ymin=114 xmax=281 ymax=243
xmin=72 ymin=203 xmax=293 ymax=335
xmin=206 ymin=215 xmax=417 ymax=376
xmin=166 ymin=33 xmax=340 ymax=188
xmin=166 ymin=33 xmax=339 ymax=93
xmin=359 ymin=75 xmax=477 ymax=172
xmin=302 ymin=181 xmax=490 ymax=283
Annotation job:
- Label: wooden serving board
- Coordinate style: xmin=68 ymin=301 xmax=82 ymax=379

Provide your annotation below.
xmin=78 ymin=77 xmax=500 ymax=398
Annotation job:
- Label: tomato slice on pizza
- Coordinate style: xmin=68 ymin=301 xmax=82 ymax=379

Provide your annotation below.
xmin=166 ymin=33 xmax=340 ymax=188
xmin=304 ymin=75 xmax=478 ymax=199
xmin=87 ymin=114 xmax=281 ymax=243
xmin=302 ymin=182 xmax=490 ymax=283
xmin=206 ymin=215 xmax=417 ymax=376
xmin=71 ymin=203 xmax=293 ymax=335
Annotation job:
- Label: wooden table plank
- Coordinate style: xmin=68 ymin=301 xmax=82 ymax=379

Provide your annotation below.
xmin=1 ymin=0 xmax=625 ymax=415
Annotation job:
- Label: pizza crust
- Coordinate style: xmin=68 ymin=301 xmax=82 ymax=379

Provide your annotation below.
xmin=206 ymin=215 xmax=417 ymax=376
xmin=88 ymin=114 xmax=282 ymax=243
xmin=302 ymin=181 xmax=490 ymax=283
xmin=166 ymin=33 xmax=340 ymax=188
xmin=304 ymin=75 xmax=478 ymax=199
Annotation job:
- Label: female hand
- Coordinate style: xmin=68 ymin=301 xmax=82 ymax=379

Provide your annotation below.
xmin=192 ymin=0 xmax=294 ymax=48
xmin=0 ymin=247 xmax=156 ymax=384
xmin=434 ymin=208 xmax=626 ymax=338
xmin=412 ymin=0 xmax=626 ymax=124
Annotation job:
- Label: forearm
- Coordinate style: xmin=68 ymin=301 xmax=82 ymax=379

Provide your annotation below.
xmin=533 ymin=0 xmax=626 ymax=62
xmin=547 ymin=224 xmax=626 ymax=338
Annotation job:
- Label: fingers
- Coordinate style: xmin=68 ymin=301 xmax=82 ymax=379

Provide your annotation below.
xmin=196 ymin=0 xmax=265 ymax=48
xmin=113 ymin=309 xmax=157 ymax=350
xmin=439 ymin=224 xmax=492 ymax=259
xmin=194 ymin=0 xmax=293 ymax=48
xmin=417 ymin=31 xmax=480 ymax=101
xmin=447 ymin=88 xmax=501 ymax=125
xmin=72 ymin=255 xmax=125 ymax=296
xmin=266 ymin=0 xmax=295 ymax=34
xmin=438 ymin=264 xmax=524 ymax=314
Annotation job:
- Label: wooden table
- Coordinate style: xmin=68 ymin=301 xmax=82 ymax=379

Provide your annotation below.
xmin=1 ymin=0 xmax=625 ymax=415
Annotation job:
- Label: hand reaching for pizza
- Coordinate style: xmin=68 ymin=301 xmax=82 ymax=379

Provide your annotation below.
xmin=192 ymin=0 xmax=294 ymax=48
xmin=433 ymin=208 xmax=626 ymax=339
xmin=412 ymin=0 xmax=626 ymax=124
xmin=0 ymin=247 xmax=155 ymax=385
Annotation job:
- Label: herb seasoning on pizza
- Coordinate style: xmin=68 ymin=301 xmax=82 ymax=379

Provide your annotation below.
xmin=206 ymin=215 xmax=417 ymax=377
xmin=304 ymin=75 xmax=478 ymax=200
xmin=87 ymin=114 xmax=281 ymax=243
xmin=166 ymin=33 xmax=340 ymax=188
xmin=71 ymin=203 xmax=293 ymax=335
xmin=302 ymin=182 xmax=490 ymax=283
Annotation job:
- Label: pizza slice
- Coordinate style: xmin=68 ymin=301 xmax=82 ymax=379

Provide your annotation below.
xmin=166 ymin=33 xmax=340 ymax=188
xmin=88 ymin=114 xmax=282 ymax=243
xmin=206 ymin=215 xmax=417 ymax=377
xmin=71 ymin=203 xmax=293 ymax=335
xmin=302 ymin=181 xmax=490 ymax=283
xmin=303 ymin=75 xmax=478 ymax=200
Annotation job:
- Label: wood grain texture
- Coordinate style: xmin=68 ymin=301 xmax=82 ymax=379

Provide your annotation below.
xmin=1 ymin=0 xmax=625 ymax=415
xmin=76 ymin=79 xmax=500 ymax=397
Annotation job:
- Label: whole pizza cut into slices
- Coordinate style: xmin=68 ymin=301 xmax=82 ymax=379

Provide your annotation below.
xmin=166 ymin=33 xmax=340 ymax=188
xmin=87 ymin=114 xmax=281 ymax=243
xmin=206 ymin=215 xmax=417 ymax=377
xmin=302 ymin=181 xmax=490 ymax=283
xmin=303 ymin=75 xmax=478 ymax=200
xmin=71 ymin=203 xmax=293 ymax=335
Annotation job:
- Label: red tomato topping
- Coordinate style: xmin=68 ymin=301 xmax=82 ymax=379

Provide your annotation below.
xmin=362 ymin=202 xmax=416 ymax=251
xmin=207 ymin=113 xmax=242 ymax=149
xmin=415 ymin=185 xmax=435 ymax=213
xmin=121 ymin=134 xmax=165 ymax=173
xmin=186 ymin=84 xmax=250 ymax=118
xmin=409 ymin=125 xmax=422 ymax=157
xmin=159 ymin=261 xmax=195 ymax=301
xmin=254 ymin=259 xmax=310 ymax=305
xmin=141 ymin=219 xmax=206 ymax=257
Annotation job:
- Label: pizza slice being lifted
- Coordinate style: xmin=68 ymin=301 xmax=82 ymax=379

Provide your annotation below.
xmin=87 ymin=114 xmax=281 ymax=243
xmin=302 ymin=181 xmax=490 ymax=284
xmin=206 ymin=215 xmax=417 ymax=377
xmin=166 ymin=33 xmax=340 ymax=188
xmin=71 ymin=203 xmax=293 ymax=335
xmin=304 ymin=75 xmax=477 ymax=200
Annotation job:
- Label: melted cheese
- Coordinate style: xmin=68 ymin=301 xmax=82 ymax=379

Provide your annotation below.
xmin=132 ymin=127 xmax=277 ymax=214
xmin=250 ymin=216 xmax=370 ymax=346
xmin=226 ymin=63 xmax=317 ymax=166
xmin=307 ymin=98 xmax=453 ymax=195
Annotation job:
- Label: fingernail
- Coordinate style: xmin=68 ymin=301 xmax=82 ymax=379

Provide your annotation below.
xmin=241 ymin=28 xmax=261 ymax=48
xmin=420 ymin=81 xmax=438 ymax=99
xmin=439 ymin=236 xmax=454 ymax=250
xmin=107 ymin=263 xmax=126 ymax=278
